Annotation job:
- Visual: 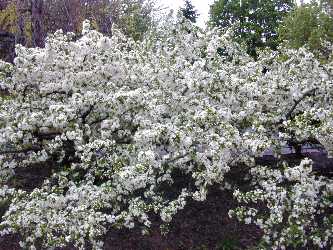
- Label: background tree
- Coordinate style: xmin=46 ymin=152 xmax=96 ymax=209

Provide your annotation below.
xmin=278 ymin=3 xmax=333 ymax=60
xmin=114 ymin=0 xmax=156 ymax=40
xmin=0 ymin=1 xmax=31 ymax=62
xmin=42 ymin=0 xmax=82 ymax=35
xmin=180 ymin=0 xmax=199 ymax=23
xmin=31 ymin=0 xmax=44 ymax=47
xmin=0 ymin=2 xmax=17 ymax=34
xmin=0 ymin=0 xmax=157 ymax=61
xmin=209 ymin=0 xmax=295 ymax=58
xmin=43 ymin=0 xmax=156 ymax=40
xmin=15 ymin=0 xmax=31 ymax=46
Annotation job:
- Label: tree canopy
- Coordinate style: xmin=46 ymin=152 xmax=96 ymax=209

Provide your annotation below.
xmin=209 ymin=0 xmax=295 ymax=58
xmin=180 ymin=0 xmax=199 ymax=23
xmin=279 ymin=2 xmax=333 ymax=60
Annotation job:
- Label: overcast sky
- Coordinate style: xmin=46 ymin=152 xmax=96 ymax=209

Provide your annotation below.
xmin=158 ymin=0 xmax=215 ymax=27
xmin=158 ymin=0 xmax=309 ymax=28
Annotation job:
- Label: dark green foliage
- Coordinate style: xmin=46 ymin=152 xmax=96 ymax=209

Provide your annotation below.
xmin=209 ymin=0 xmax=294 ymax=58
xmin=117 ymin=0 xmax=155 ymax=41
xmin=180 ymin=0 xmax=199 ymax=23
xmin=216 ymin=238 xmax=241 ymax=250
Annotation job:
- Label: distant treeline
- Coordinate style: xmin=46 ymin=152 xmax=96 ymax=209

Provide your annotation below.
xmin=0 ymin=0 xmax=156 ymax=62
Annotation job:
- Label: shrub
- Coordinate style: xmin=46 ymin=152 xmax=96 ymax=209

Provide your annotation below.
xmin=0 ymin=19 xmax=332 ymax=249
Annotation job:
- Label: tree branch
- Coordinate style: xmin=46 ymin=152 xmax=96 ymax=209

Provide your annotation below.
xmin=285 ymin=88 xmax=317 ymax=120
xmin=81 ymin=104 xmax=95 ymax=124
xmin=42 ymin=90 xmax=73 ymax=98
xmin=0 ymin=146 xmax=41 ymax=155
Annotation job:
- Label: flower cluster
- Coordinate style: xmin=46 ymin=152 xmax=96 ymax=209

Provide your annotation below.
xmin=0 ymin=17 xmax=332 ymax=249
xmin=230 ymin=159 xmax=333 ymax=249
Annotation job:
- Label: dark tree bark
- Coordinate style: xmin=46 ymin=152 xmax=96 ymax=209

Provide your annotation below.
xmin=15 ymin=0 xmax=27 ymax=46
xmin=31 ymin=0 xmax=44 ymax=47
xmin=0 ymin=31 xmax=15 ymax=62
xmin=99 ymin=0 xmax=113 ymax=35
xmin=99 ymin=14 xmax=112 ymax=35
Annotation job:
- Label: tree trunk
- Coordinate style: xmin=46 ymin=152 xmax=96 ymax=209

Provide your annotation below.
xmin=31 ymin=0 xmax=44 ymax=47
xmin=15 ymin=0 xmax=27 ymax=45
xmin=0 ymin=31 xmax=15 ymax=62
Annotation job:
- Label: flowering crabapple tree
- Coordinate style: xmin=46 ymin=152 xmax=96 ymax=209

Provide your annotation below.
xmin=0 ymin=18 xmax=332 ymax=250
